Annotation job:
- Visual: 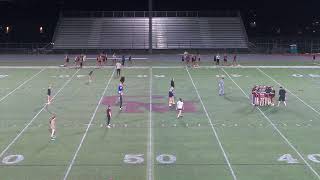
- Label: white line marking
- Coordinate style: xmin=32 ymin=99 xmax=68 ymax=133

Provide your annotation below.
xmin=147 ymin=67 xmax=154 ymax=180
xmin=221 ymin=68 xmax=320 ymax=179
xmin=257 ymin=68 xmax=320 ymax=117
xmin=0 ymin=69 xmax=80 ymax=158
xmin=186 ymin=67 xmax=237 ymax=180
xmin=0 ymin=68 xmax=45 ymax=103
xmin=2 ymin=65 xmax=320 ymax=69
xmin=63 ymin=69 xmax=115 ymax=180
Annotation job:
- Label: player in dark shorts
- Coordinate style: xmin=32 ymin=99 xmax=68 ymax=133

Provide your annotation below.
xmin=64 ymin=55 xmax=69 ymax=67
xmin=277 ymin=87 xmax=287 ymax=107
xmin=106 ymin=105 xmax=112 ymax=128
xmin=171 ymin=78 xmax=175 ymax=88
xmin=223 ymin=54 xmax=228 ymax=65
xmin=118 ymin=77 xmax=125 ymax=110
xmin=47 ymin=84 xmax=52 ymax=105
xmin=88 ymin=70 xmax=94 ymax=83
xmin=232 ymin=54 xmax=237 ymax=66
xmin=79 ymin=56 xmax=83 ymax=69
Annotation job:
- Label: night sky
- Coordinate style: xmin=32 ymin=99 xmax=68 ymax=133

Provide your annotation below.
xmin=1 ymin=0 xmax=320 ymax=42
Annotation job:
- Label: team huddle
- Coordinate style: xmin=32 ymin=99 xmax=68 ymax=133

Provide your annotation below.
xmin=251 ymin=85 xmax=287 ymax=107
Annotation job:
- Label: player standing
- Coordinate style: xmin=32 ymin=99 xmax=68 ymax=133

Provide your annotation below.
xmin=116 ymin=61 xmax=122 ymax=77
xmin=223 ymin=54 xmax=228 ymax=65
xmin=118 ymin=77 xmax=125 ymax=110
xmin=47 ymin=84 xmax=52 ymax=105
xmin=277 ymin=87 xmax=287 ymax=107
xmin=106 ymin=105 xmax=112 ymax=128
xmin=112 ymin=53 xmax=117 ymax=65
xmin=232 ymin=54 xmax=237 ymax=66
xmin=88 ymin=70 xmax=94 ymax=83
xmin=216 ymin=53 xmax=220 ymax=65
xmin=168 ymin=87 xmax=175 ymax=107
xmin=218 ymin=77 xmax=224 ymax=96
xmin=49 ymin=114 xmax=56 ymax=140
xmin=176 ymin=98 xmax=184 ymax=118
xmin=64 ymin=55 xmax=69 ymax=67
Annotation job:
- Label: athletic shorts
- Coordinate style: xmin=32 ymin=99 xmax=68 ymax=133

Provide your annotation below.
xmin=278 ymin=96 xmax=285 ymax=101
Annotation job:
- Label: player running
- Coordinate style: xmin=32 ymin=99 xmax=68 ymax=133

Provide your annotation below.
xmin=49 ymin=114 xmax=56 ymax=140
xmin=106 ymin=105 xmax=112 ymax=128
xmin=277 ymin=87 xmax=287 ymax=107
xmin=176 ymin=98 xmax=184 ymax=118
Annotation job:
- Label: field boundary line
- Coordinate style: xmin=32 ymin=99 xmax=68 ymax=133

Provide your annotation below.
xmin=221 ymin=68 xmax=320 ymax=179
xmin=147 ymin=67 xmax=154 ymax=180
xmin=0 ymin=69 xmax=80 ymax=158
xmin=0 ymin=68 xmax=45 ymax=103
xmin=186 ymin=67 xmax=237 ymax=180
xmin=2 ymin=65 xmax=320 ymax=69
xmin=257 ymin=68 xmax=320 ymax=117
xmin=63 ymin=69 xmax=115 ymax=180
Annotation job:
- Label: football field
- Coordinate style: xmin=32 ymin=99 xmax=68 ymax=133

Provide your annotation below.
xmin=1 ymin=64 xmax=320 ymax=180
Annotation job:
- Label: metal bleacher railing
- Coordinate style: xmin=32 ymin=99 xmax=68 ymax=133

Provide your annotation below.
xmin=61 ymin=10 xmax=239 ymax=18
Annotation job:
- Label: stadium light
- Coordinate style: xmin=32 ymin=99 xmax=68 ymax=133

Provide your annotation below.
xmin=39 ymin=26 xmax=43 ymax=33
xmin=5 ymin=26 xmax=10 ymax=34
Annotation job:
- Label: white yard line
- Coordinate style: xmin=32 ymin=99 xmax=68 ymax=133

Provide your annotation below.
xmin=221 ymin=68 xmax=320 ymax=180
xmin=257 ymin=68 xmax=320 ymax=117
xmin=2 ymin=65 xmax=320 ymax=69
xmin=147 ymin=67 xmax=154 ymax=180
xmin=63 ymin=69 xmax=115 ymax=180
xmin=0 ymin=69 xmax=80 ymax=158
xmin=0 ymin=68 xmax=45 ymax=103
xmin=186 ymin=67 xmax=237 ymax=180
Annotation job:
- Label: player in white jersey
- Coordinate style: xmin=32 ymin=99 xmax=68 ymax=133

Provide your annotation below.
xmin=176 ymin=98 xmax=184 ymax=118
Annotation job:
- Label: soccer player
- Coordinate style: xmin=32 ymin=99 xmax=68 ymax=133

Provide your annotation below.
xmin=168 ymin=87 xmax=175 ymax=107
xmin=121 ymin=55 xmax=126 ymax=66
xmin=106 ymin=105 xmax=112 ymax=128
xmin=118 ymin=77 xmax=125 ymax=110
xmin=128 ymin=55 xmax=132 ymax=65
xmin=223 ymin=54 xmax=228 ymax=65
xmin=176 ymin=98 xmax=184 ymax=118
xmin=64 ymin=55 xmax=69 ymax=67
xmin=252 ymin=85 xmax=258 ymax=106
xmin=112 ymin=53 xmax=117 ymax=65
xmin=277 ymin=87 xmax=287 ymax=107
xmin=216 ymin=53 xmax=220 ymax=65
xmin=232 ymin=54 xmax=237 ymax=66
xmin=88 ymin=70 xmax=94 ymax=83
xmin=171 ymin=78 xmax=175 ymax=88
xmin=47 ymin=84 xmax=52 ymax=105
xmin=116 ymin=61 xmax=122 ymax=77
xmin=270 ymin=87 xmax=276 ymax=106
xmin=49 ymin=114 xmax=56 ymax=140
xmin=218 ymin=77 xmax=224 ymax=96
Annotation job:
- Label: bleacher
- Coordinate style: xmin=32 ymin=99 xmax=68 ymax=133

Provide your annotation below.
xmin=53 ymin=11 xmax=248 ymax=50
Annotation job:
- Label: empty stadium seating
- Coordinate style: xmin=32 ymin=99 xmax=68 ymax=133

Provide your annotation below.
xmin=53 ymin=15 xmax=248 ymax=49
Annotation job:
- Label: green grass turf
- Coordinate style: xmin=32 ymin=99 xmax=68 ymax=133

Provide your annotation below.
xmin=1 ymin=65 xmax=320 ymax=180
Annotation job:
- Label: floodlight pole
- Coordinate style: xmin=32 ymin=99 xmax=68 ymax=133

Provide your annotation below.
xmin=148 ymin=0 xmax=153 ymax=53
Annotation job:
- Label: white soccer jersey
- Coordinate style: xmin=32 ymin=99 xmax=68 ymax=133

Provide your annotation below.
xmin=177 ymin=101 xmax=184 ymax=109
xmin=116 ymin=62 xmax=121 ymax=69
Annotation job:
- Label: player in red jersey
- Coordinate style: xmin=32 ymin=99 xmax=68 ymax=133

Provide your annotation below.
xmin=97 ymin=55 xmax=102 ymax=67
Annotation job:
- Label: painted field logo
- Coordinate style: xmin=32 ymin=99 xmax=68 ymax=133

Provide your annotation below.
xmin=102 ymin=95 xmax=198 ymax=113
xmin=0 ymin=74 xmax=8 ymax=79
